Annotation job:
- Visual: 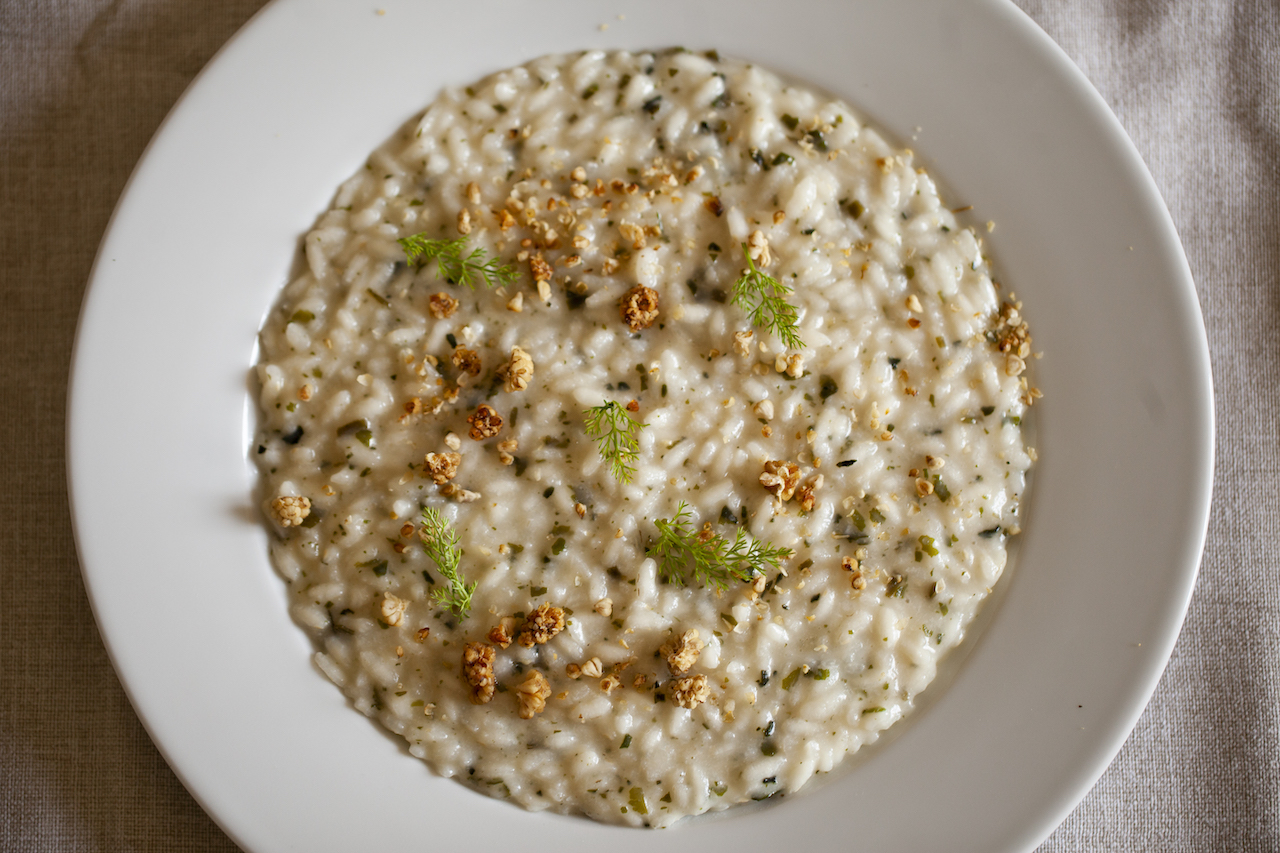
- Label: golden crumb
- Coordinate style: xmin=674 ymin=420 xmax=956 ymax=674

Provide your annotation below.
xmin=621 ymin=285 xmax=660 ymax=332
xmin=462 ymin=642 xmax=496 ymax=705
xmin=467 ymin=404 xmax=503 ymax=440
xmin=661 ymin=629 xmax=702 ymax=675
xmin=451 ymin=347 xmax=482 ymax=377
xmin=670 ymin=673 xmax=710 ymax=709
xmin=423 ymin=451 xmax=461 ymax=484
xmin=529 ymin=253 xmax=553 ymax=283
xmin=487 ymin=616 xmax=516 ymax=649
xmin=380 ymin=592 xmax=407 ymax=627
xmin=517 ymin=603 xmax=566 ymax=647
xmin=515 ymin=670 xmax=551 ymax=719
xmin=760 ymin=460 xmax=800 ymax=501
xmin=499 ymin=346 xmax=534 ymax=392
xmin=428 ymin=292 xmax=459 ymax=319
xmin=269 ymin=495 xmax=311 ymax=527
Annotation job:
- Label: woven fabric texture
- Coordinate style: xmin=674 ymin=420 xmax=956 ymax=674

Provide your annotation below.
xmin=1 ymin=2 xmax=1275 ymax=850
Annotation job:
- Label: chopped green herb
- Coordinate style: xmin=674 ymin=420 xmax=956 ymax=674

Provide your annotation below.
xmin=628 ymin=787 xmax=648 ymax=815
xmin=781 ymin=668 xmax=803 ymax=690
xmin=620 ymin=734 xmax=632 ymax=748
xmin=781 ymin=113 xmax=799 ymax=131
xmin=356 ymin=558 xmax=389 ymax=577
xmin=932 ymin=476 xmax=951 ymax=501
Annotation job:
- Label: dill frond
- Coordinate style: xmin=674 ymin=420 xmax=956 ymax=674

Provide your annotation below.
xmin=731 ymin=242 xmax=805 ymax=349
xmin=419 ymin=506 xmax=476 ymax=620
xmin=650 ymin=501 xmax=793 ymax=590
xmin=583 ymin=401 xmax=646 ymax=483
xmin=398 ymin=234 xmax=516 ymax=289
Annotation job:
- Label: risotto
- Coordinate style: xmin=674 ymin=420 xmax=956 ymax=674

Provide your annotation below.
xmin=252 ymin=48 xmax=1039 ymax=827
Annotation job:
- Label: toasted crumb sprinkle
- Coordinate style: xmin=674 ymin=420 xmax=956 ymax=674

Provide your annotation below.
xmin=451 ymin=347 xmax=482 ymax=379
xmin=915 ymin=477 xmax=934 ymax=497
xmin=506 ymin=292 xmax=524 ymax=312
xmin=462 ymin=642 xmax=496 ymax=705
xmin=842 ymin=555 xmax=866 ymax=591
xmin=670 ymin=673 xmax=710 ymax=709
xmin=529 ymin=253 xmax=553 ymax=283
xmin=270 ymin=495 xmax=311 ymax=527
xmin=423 ymin=451 xmax=461 ymax=484
xmin=380 ymin=592 xmax=407 ymax=627
xmin=565 ymin=662 xmax=583 ymax=679
xmin=797 ymin=477 xmax=820 ymax=512
xmin=594 ymin=597 xmax=613 ymax=617
xmin=580 ymin=657 xmax=604 ymax=678
xmin=500 ymin=346 xmax=534 ymax=392
xmin=599 ymin=673 xmax=622 ymax=694
xmin=517 ymin=603 xmax=566 ymax=647
xmin=428 ymin=292 xmax=459 ymax=319
xmin=661 ymin=629 xmax=702 ymax=675
xmin=775 ymin=352 xmax=805 ymax=378
xmin=760 ymin=460 xmax=800 ymax=501
xmin=621 ymin=285 xmax=660 ymax=332
xmin=467 ymin=404 xmax=504 ymax=440
xmin=747 ymin=229 xmax=772 ymax=267
xmin=444 ymin=431 xmax=462 ymax=451
xmin=414 ymin=627 xmax=431 ymax=642
xmin=733 ymin=330 xmax=754 ymax=357
xmin=496 ymin=437 xmax=519 ymax=465
xmin=574 ymin=502 xmax=588 ymax=518
xmin=456 ymin=208 xmax=472 ymax=235
xmin=515 ymin=670 xmax=551 ymax=719
xmin=465 ymin=181 xmax=481 ymax=205
xmin=487 ymin=616 xmax=516 ymax=649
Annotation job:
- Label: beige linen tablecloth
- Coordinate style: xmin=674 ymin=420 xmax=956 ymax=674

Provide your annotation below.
xmin=2 ymin=2 xmax=1275 ymax=849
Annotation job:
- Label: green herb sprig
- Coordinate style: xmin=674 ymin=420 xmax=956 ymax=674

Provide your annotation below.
xmin=649 ymin=501 xmax=792 ymax=590
xmin=583 ymin=400 xmax=646 ymax=483
xmin=398 ymin=234 xmax=516 ymax=289
xmin=419 ymin=507 xmax=476 ymax=620
xmin=732 ymin=243 xmax=804 ymax=349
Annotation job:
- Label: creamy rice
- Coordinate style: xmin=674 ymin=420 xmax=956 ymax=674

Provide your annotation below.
xmin=253 ymin=49 xmax=1038 ymax=827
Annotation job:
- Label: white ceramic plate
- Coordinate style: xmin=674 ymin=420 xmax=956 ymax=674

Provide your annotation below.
xmin=68 ymin=1 xmax=1213 ymax=850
